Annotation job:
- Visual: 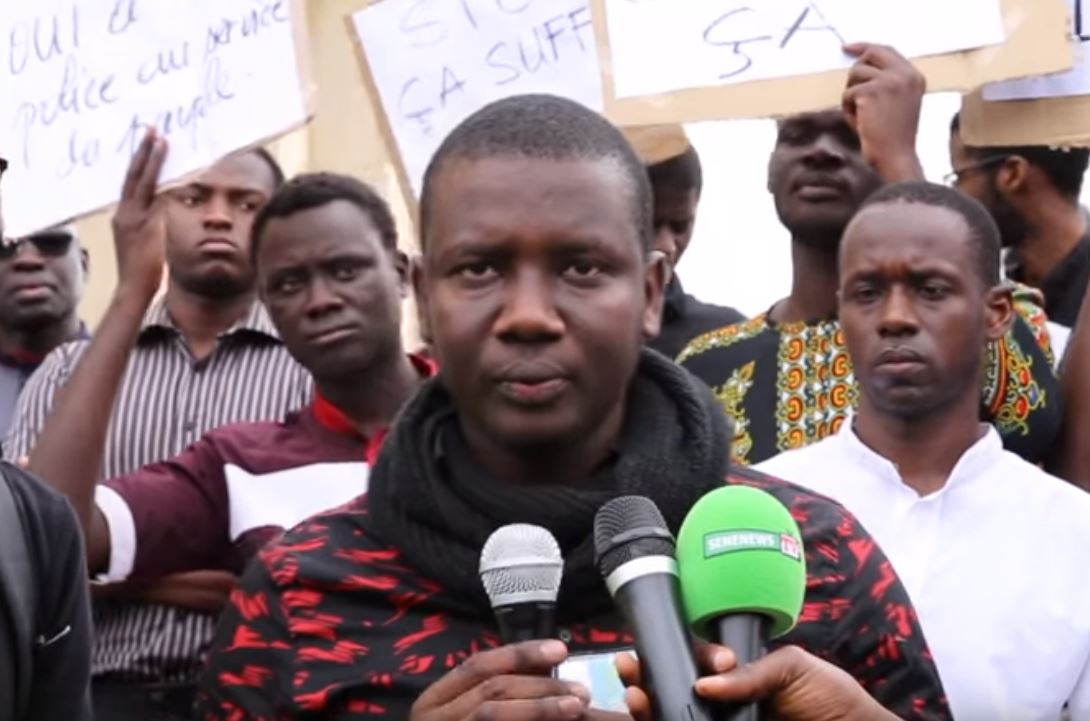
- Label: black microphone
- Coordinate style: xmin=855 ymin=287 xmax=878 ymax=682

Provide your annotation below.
xmin=479 ymin=524 xmax=563 ymax=644
xmin=594 ymin=496 xmax=718 ymax=721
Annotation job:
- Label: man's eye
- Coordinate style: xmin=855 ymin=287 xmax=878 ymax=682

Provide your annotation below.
xmin=564 ymin=260 xmax=601 ymax=279
xmin=920 ymin=283 xmax=949 ymax=300
xmin=272 ymin=276 xmax=302 ymax=294
xmin=458 ymin=262 xmax=497 ymax=280
xmin=332 ymin=263 xmax=361 ymax=282
xmin=853 ymin=286 xmax=880 ymax=302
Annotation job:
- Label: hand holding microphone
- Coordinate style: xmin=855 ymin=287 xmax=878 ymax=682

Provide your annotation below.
xmin=617 ymin=643 xmax=902 ymax=721
xmin=614 ymin=486 xmax=899 ymax=721
xmin=410 ymin=525 xmax=583 ymax=721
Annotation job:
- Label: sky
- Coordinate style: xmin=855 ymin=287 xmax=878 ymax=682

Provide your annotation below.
xmin=677 ymin=92 xmax=1090 ymax=316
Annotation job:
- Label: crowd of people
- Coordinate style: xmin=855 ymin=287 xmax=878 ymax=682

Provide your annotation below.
xmin=1 ymin=41 xmax=1089 ymax=721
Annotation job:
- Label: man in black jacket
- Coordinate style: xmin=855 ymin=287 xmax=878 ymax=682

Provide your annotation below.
xmin=0 ymin=155 xmax=91 ymax=721
xmin=622 ymin=124 xmax=745 ymax=359
xmin=0 ymin=459 xmax=92 ymax=720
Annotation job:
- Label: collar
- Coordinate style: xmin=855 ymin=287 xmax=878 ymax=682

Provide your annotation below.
xmin=836 ymin=419 xmax=1003 ymax=498
xmin=139 ymin=298 xmax=280 ymax=341
xmin=0 ymin=321 xmax=91 ymax=368
xmin=311 ymin=353 xmax=439 ymax=465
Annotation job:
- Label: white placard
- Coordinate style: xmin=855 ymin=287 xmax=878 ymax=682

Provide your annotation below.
xmin=603 ymin=0 xmax=1007 ymax=100
xmin=0 ymin=0 xmax=310 ymax=237
xmin=353 ymin=0 xmax=602 ymax=198
xmin=983 ymin=0 xmax=1090 ymax=101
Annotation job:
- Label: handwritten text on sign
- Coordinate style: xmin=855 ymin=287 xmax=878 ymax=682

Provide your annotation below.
xmin=603 ymin=0 xmax=1006 ymax=99
xmin=353 ymin=0 xmax=602 ymax=198
xmin=0 ymin=0 xmax=308 ymax=237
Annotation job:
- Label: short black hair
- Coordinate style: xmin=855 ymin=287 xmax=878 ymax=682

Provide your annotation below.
xmin=250 ymin=172 xmax=398 ymax=260
xmin=246 ymin=147 xmax=286 ymax=189
xmin=419 ymin=94 xmax=653 ymax=252
xmin=647 ymin=144 xmax=702 ymax=196
xmin=858 ymin=180 xmax=1001 ymax=286
xmin=951 ymin=113 xmax=1090 ymax=201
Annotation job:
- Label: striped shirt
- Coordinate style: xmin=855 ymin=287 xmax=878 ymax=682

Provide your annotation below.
xmin=4 ymin=299 xmax=312 ymax=684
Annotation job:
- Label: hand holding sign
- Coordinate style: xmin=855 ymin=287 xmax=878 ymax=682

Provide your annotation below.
xmin=111 ymin=128 xmax=167 ymax=303
xmin=842 ymin=44 xmax=926 ymax=182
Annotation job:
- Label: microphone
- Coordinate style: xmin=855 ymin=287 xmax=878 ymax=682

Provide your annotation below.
xmin=594 ymin=496 xmax=717 ymax=721
xmin=479 ymin=524 xmax=563 ymax=644
xmin=676 ymin=485 xmax=807 ymax=721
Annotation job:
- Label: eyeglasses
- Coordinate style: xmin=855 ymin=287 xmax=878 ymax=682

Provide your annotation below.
xmin=0 ymin=157 xmax=7 ymax=180
xmin=943 ymin=155 xmax=1010 ymax=186
xmin=0 ymin=230 xmax=75 ymax=260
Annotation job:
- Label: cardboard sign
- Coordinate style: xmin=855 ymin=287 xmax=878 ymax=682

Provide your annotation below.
xmin=0 ymin=0 xmax=314 ymax=236
xmin=591 ymin=0 xmax=1074 ymax=124
xmin=350 ymin=0 xmax=602 ymax=206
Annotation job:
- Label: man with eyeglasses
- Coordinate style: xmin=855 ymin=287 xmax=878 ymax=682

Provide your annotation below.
xmin=0 ymin=159 xmax=88 ymax=438
xmin=948 ymin=113 xmax=1090 ymax=331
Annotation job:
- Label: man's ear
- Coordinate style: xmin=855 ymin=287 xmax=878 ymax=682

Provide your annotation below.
xmin=80 ymin=247 xmax=90 ymax=277
xmin=984 ymin=282 xmax=1015 ymax=343
xmin=994 ymin=156 xmax=1030 ymax=198
xmin=641 ymin=249 xmax=670 ymax=341
xmin=410 ymin=254 xmax=433 ymax=346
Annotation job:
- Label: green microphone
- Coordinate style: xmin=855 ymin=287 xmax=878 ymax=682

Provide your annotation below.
xmin=677 ymin=486 xmax=807 ymax=720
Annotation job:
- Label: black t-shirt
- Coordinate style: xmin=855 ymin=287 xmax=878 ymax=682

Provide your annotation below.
xmin=196 ymin=467 xmax=950 ymax=721
xmin=648 ymin=277 xmax=746 ymax=361
xmin=1008 ymin=231 xmax=1090 ymax=328
xmin=0 ymin=465 xmax=92 ymax=721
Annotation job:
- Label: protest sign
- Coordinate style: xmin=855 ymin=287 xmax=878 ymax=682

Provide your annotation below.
xmin=0 ymin=0 xmax=313 ymax=237
xmin=349 ymin=0 xmax=602 ymax=206
xmin=591 ymin=0 xmax=1074 ymax=124
xmin=984 ymin=0 xmax=1089 ymax=100
xmin=959 ymin=89 xmax=1090 ymax=147
xmin=961 ymin=0 xmax=1090 ymax=146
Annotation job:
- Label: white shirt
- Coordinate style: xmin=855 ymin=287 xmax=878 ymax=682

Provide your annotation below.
xmin=757 ymin=423 xmax=1090 ymax=721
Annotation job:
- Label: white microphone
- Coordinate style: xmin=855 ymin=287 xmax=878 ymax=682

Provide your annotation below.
xmin=479 ymin=524 xmax=563 ymax=643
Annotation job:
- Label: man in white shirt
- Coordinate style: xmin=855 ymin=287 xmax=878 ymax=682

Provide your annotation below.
xmin=758 ymin=180 xmax=1090 ymax=721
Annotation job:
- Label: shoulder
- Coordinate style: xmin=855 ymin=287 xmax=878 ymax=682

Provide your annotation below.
xmin=994 ymin=450 xmax=1090 ymax=516
xmin=727 ymin=463 xmax=855 ymax=539
xmin=33 ymin=340 xmax=90 ymax=377
xmin=1008 ymin=283 xmax=1054 ymax=357
xmin=3 ymin=464 xmax=79 ymax=538
xmin=201 ymin=415 xmax=300 ymax=449
xmin=250 ymin=494 xmax=381 ymax=589
xmin=677 ymin=315 xmax=774 ymax=365
xmin=753 ymin=435 xmax=840 ymax=481
xmin=685 ymin=298 xmax=747 ymax=327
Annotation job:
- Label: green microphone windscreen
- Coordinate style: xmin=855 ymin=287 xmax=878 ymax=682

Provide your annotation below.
xmin=676 ymin=485 xmax=806 ymax=639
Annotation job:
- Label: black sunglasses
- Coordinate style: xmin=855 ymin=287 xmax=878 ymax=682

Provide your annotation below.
xmin=0 ymin=157 xmax=7 ymax=178
xmin=0 ymin=230 xmax=75 ymax=260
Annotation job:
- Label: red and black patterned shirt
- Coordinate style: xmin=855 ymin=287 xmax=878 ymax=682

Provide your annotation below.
xmin=196 ymin=466 xmax=950 ymax=720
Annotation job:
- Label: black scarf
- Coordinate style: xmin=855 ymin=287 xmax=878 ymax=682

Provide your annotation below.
xmin=364 ymin=350 xmax=731 ymax=621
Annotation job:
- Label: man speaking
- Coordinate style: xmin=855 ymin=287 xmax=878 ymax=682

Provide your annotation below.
xmin=197 ymin=95 xmax=949 ymax=720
